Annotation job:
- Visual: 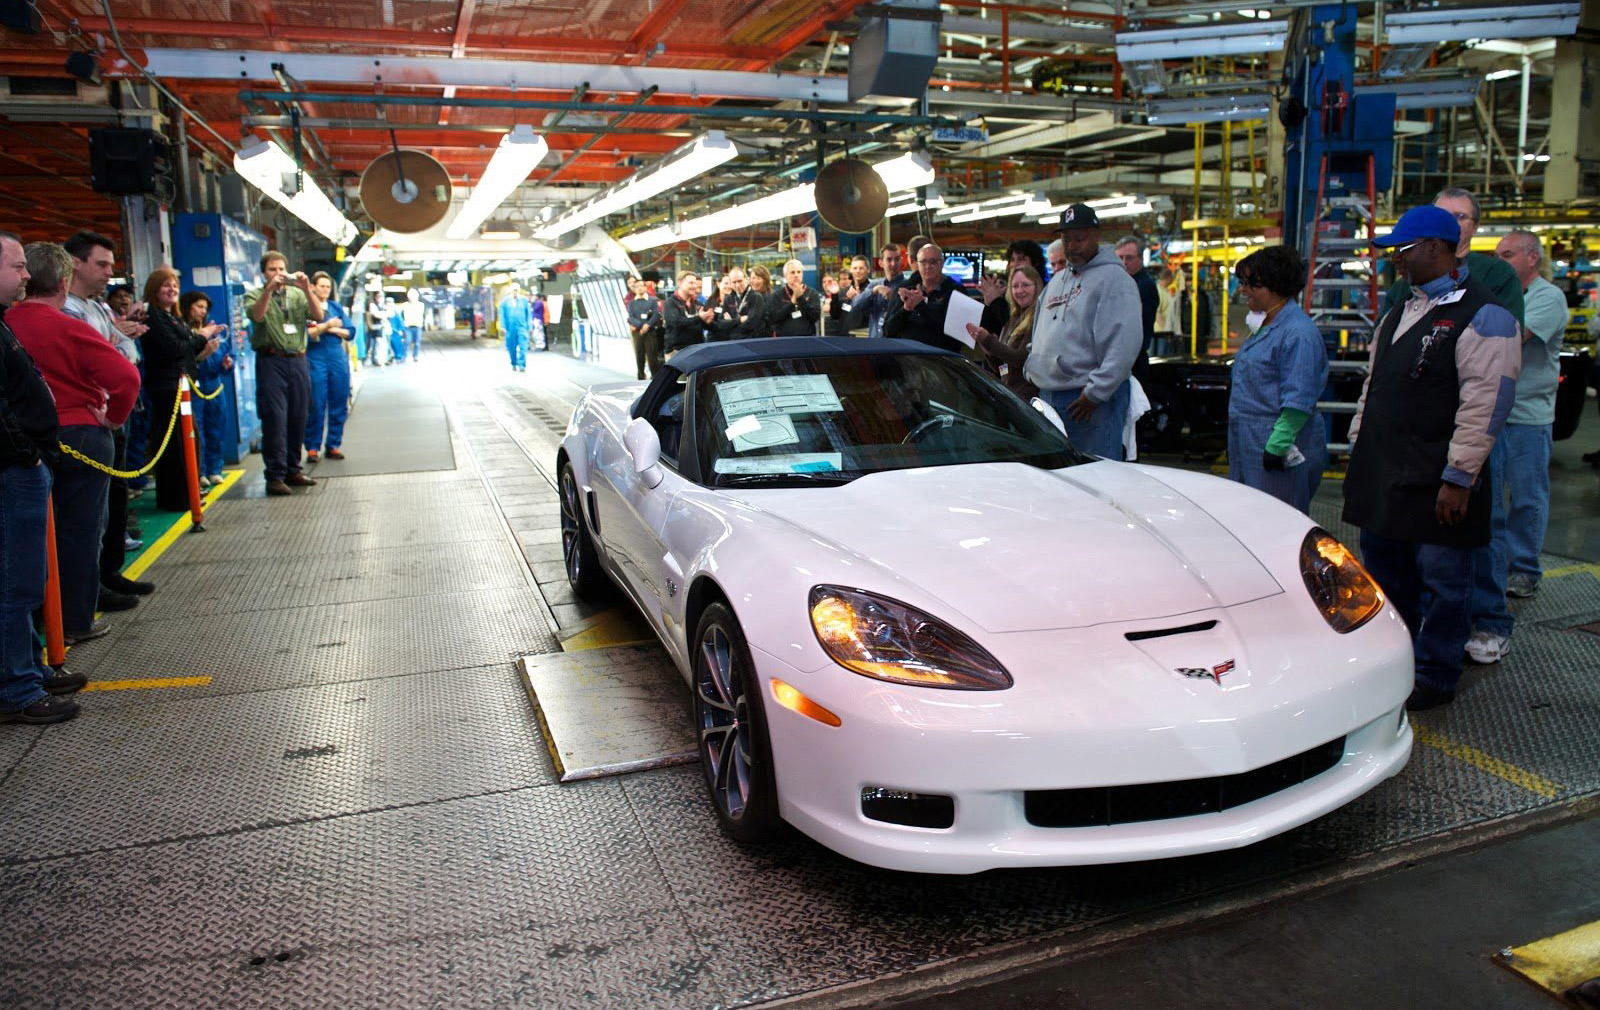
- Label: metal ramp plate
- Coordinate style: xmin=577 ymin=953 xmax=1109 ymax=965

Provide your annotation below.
xmin=518 ymin=645 xmax=698 ymax=782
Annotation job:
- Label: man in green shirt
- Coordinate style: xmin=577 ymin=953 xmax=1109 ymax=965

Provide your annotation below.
xmin=244 ymin=250 xmax=324 ymax=496
xmin=1381 ymin=187 xmax=1525 ymax=328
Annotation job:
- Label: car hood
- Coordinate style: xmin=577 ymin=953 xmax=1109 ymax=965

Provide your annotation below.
xmin=736 ymin=461 xmax=1283 ymax=634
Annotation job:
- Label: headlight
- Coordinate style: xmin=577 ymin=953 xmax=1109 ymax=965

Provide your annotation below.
xmin=808 ymin=585 xmax=1013 ymax=690
xmin=1299 ymin=528 xmax=1384 ymax=633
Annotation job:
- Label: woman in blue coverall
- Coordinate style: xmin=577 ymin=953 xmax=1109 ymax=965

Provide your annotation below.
xmin=1227 ymin=246 xmax=1329 ymax=514
xmin=180 ymin=291 xmax=232 ymax=485
xmin=304 ymin=272 xmax=352 ymax=462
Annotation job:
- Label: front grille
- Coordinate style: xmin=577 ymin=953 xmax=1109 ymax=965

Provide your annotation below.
xmin=1024 ymin=736 xmax=1347 ymax=828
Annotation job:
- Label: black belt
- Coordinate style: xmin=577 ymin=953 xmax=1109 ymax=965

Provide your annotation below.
xmin=258 ymin=348 xmax=305 ymax=358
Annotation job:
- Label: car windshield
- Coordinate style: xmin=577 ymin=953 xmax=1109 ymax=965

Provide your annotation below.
xmin=692 ymin=354 xmax=1085 ymax=487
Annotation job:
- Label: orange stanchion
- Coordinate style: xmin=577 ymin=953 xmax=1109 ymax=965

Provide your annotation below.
xmin=41 ymin=497 xmax=66 ymax=667
xmin=179 ymin=381 xmax=205 ymax=531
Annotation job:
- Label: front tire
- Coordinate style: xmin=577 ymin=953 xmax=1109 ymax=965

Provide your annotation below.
xmin=558 ymin=461 xmax=606 ymax=600
xmin=692 ymin=602 xmax=781 ymax=843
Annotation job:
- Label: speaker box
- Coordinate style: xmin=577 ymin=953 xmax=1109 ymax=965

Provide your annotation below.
xmin=89 ymin=127 xmax=173 ymax=198
xmin=848 ymin=10 xmax=939 ymax=102
xmin=64 ymin=50 xmax=100 ymax=85
xmin=0 ymin=0 xmax=43 ymax=34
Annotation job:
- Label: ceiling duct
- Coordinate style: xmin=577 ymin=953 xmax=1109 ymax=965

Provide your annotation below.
xmin=849 ymin=0 xmax=941 ymax=102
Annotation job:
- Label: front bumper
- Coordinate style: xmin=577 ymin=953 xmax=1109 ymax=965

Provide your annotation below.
xmin=753 ymin=596 xmax=1415 ymax=875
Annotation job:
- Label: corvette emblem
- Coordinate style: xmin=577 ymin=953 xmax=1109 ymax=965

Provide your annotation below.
xmin=1177 ymin=659 xmax=1235 ymax=685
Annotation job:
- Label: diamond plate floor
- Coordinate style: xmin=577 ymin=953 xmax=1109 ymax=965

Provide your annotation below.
xmin=2 ymin=336 xmax=1596 ymax=1010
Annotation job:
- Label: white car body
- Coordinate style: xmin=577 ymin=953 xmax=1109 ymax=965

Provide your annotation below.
xmin=558 ymin=347 xmax=1413 ymax=875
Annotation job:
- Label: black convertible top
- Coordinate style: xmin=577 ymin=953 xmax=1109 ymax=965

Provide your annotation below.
xmin=630 ymin=337 xmax=960 ymax=418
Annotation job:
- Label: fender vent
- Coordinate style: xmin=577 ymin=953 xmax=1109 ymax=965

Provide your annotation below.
xmin=1124 ymin=620 xmax=1218 ymax=642
xmin=585 ymin=490 xmax=600 ymax=535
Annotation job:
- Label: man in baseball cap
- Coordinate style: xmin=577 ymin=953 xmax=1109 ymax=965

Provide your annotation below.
xmin=1023 ymin=202 xmax=1142 ymax=458
xmin=1342 ymin=203 xmax=1521 ymax=711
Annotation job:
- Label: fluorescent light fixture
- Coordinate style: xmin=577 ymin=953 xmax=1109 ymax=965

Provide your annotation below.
xmin=1484 ymin=68 xmax=1521 ymax=81
xmin=535 ymin=130 xmax=737 ymax=240
xmin=946 ymin=194 xmax=1053 ymax=224
xmin=1380 ymin=42 xmax=1436 ymax=79
xmin=1115 ymin=20 xmax=1287 ymax=63
xmin=1121 ymin=60 xmax=1168 ymax=96
xmin=1145 ymin=93 xmax=1271 ymax=125
xmin=1385 ymin=3 xmax=1579 ymax=44
xmin=620 ymin=151 xmax=933 ymax=252
xmin=233 ymin=135 xmax=360 ymax=246
xmin=480 ymin=223 xmax=522 ymax=240
xmin=445 ymin=125 xmax=550 ymax=240
xmin=1356 ymin=78 xmax=1480 ymax=109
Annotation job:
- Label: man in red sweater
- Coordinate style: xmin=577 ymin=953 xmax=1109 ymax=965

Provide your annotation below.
xmin=9 ymin=243 xmax=139 ymax=644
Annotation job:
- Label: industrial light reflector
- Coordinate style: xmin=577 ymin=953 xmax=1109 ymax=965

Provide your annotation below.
xmin=1380 ymin=43 xmax=1437 ymax=79
xmin=620 ymin=151 xmax=933 ymax=252
xmin=1356 ymin=78 xmax=1481 ymax=110
xmin=1145 ymin=93 xmax=1272 ymax=126
xmin=233 ymin=135 xmax=360 ymax=246
xmin=1384 ymin=3 xmax=1580 ymax=44
xmin=1115 ymin=20 xmax=1288 ymax=63
xmin=536 ymin=131 xmax=737 ymax=240
xmin=446 ymin=125 xmax=550 ymax=240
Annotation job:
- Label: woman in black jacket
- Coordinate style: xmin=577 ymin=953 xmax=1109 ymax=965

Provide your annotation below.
xmin=141 ymin=268 xmax=220 ymax=511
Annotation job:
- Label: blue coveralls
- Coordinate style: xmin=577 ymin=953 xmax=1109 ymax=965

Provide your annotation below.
xmin=499 ymin=296 xmax=532 ymax=369
xmin=306 ymin=301 xmax=352 ymax=454
xmin=1227 ymin=299 xmax=1329 ymax=514
xmin=193 ymin=328 xmax=232 ymax=477
xmin=387 ymin=308 xmax=407 ymax=363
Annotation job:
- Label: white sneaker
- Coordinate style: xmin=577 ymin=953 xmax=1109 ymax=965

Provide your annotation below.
xmin=208 ymin=473 xmax=225 ymax=484
xmin=1464 ymin=630 xmax=1511 ymax=664
xmin=198 ymin=475 xmax=213 ymax=489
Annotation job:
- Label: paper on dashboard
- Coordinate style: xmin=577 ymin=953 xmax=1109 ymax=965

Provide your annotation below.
xmin=942 ymin=289 xmax=981 ymax=348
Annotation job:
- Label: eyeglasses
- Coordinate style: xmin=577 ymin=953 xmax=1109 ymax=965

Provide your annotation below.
xmin=1445 ymin=211 xmax=1476 ymax=222
xmin=916 ymin=257 xmax=942 ymax=266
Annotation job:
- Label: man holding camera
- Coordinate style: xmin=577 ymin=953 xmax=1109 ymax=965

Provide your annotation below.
xmin=244 ymin=251 xmax=324 ymax=497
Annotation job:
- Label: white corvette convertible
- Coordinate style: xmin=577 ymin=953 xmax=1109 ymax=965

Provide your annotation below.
xmin=557 ymin=337 xmax=1413 ymax=874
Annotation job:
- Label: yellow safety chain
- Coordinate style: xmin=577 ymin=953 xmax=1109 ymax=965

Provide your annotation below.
xmin=187 ymin=374 xmax=224 ymax=401
xmin=55 ymin=385 xmax=184 ymax=479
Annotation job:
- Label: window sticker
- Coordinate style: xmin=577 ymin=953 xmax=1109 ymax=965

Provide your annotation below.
xmin=725 ymin=413 xmax=800 ymax=452
xmin=715 ymin=374 xmax=843 ymax=420
xmin=713 ymin=452 xmax=843 ymax=475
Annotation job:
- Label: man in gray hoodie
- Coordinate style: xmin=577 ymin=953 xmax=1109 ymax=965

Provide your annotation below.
xmin=1025 ymin=204 xmax=1143 ymax=458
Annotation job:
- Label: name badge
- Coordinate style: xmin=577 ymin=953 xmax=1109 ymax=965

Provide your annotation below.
xmin=791 ymin=310 xmax=802 ymax=319
xmin=1436 ymin=289 xmax=1466 ymax=305
xmin=283 ymin=324 xmax=298 ymax=334
xmin=999 ymin=363 xmax=1010 ymax=378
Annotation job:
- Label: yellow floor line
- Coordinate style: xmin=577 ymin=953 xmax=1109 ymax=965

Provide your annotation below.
xmin=82 ymin=676 xmax=212 ymax=693
xmin=1412 ymin=722 xmax=1564 ymax=799
xmin=557 ymin=609 xmax=655 ymax=652
xmin=123 ymin=469 xmax=245 ymax=581
xmin=1543 ymin=561 xmax=1600 ymax=580
xmin=1498 ymin=919 xmax=1600 ymax=999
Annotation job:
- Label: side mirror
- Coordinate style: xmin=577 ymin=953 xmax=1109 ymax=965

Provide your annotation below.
xmin=1031 ymin=396 xmax=1067 ymax=435
xmin=622 ymin=417 xmax=664 ymax=488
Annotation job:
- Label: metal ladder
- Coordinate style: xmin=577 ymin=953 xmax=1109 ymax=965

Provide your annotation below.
xmin=1302 ymin=153 xmax=1379 ymax=456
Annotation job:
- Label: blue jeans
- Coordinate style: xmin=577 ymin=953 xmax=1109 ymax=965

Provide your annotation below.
xmin=305 ymin=342 xmax=351 ymax=453
xmin=1467 ymin=423 xmax=1551 ymax=636
xmin=406 ymin=325 xmax=422 ymax=361
xmin=1043 ymin=380 xmax=1131 ymax=460
xmin=51 ymin=426 xmax=113 ymax=634
xmin=0 ymin=462 xmax=51 ymax=711
xmin=1360 ymin=530 xmax=1474 ymax=692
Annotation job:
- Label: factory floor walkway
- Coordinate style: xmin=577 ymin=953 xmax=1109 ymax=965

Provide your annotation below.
xmin=0 ymin=330 xmax=1595 ymax=1009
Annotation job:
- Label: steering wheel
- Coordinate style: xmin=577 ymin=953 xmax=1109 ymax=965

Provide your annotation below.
xmin=902 ymin=413 xmax=959 ymax=445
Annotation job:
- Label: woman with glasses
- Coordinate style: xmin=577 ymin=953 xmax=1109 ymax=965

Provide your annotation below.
xmin=1227 ymin=246 xmax=1328 ymax=513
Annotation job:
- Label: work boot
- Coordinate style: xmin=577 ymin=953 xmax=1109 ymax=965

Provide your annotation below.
xmin=0 ymin=695 xmax=80 ymax=724
xmin=285 ymin=473 xmax=317 ymax=487
xmin=266 ymin=480 xmax=293 ymax=496
xmin=325 ymin=448 xmax=345 ymax=460
xmin=42 ymin=667 xmax=87 ymax=696
xmin=98 ymin=587 xmax=139 ymax=612
xmin=105 ymin=574 xmax=155 ymax=596
xmin=305 ymin=450 xmax=320 ymax=463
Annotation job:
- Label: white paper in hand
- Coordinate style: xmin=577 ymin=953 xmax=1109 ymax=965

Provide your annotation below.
xmin=942 ymin=289 xmax=982 ymax=348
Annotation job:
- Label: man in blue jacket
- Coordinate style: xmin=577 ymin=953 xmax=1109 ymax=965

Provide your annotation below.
xmin=499 ymin=284 xmax=532 ymax=371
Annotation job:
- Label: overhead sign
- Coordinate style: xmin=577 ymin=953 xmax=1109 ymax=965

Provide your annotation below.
xmin=790 ymin=226 xmax=816 ymax=251
xmin=931 ymin=126 xmax=989 ymax=144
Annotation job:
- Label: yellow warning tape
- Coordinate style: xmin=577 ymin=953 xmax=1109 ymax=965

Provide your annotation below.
xmin=1412 ymin=722 xmax=1564 ymax=799
xmin=1499 ymin=919 xmax=1600 ymax=999
xmin=56 ymin=385 xmax=183 ymax=479
xmin=1544 ymin=562 xmax=1600 ymax=580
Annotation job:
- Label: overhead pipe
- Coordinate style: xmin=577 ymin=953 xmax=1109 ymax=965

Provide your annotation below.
xmin=95 ymin=0 xmax=237 ymax=154
xmin=540 ymin=86 xmax=660 ymax=185
xmin=238 ymin=91 xmax=965 ymax=128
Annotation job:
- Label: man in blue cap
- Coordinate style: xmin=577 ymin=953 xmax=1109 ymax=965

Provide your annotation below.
xmin=1342 ymin=204 xmax=1521 ymax=711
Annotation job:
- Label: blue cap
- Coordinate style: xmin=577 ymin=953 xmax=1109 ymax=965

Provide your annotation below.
xmin=1374 ymin=205 xmax=1460 ymax=249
